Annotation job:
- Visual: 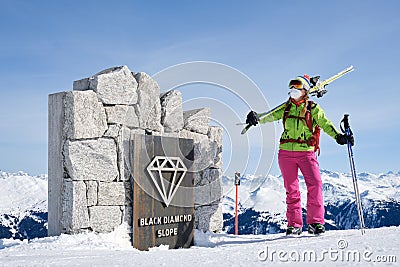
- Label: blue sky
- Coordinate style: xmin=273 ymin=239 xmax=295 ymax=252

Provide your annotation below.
xmin=0 ymin=0 xmax=399 ymax=175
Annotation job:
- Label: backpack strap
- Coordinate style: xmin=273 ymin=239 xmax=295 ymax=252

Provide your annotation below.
xmin=283 ymin=101 xmax=312 ymax=130
xmin=306 ymin=101 xmax=321 ymax=155
xmin=282 ymin=102 xmax=292 ymax=127
xmin=280 ymin=100 xmax=321 ymax=155
xmin=305 ymin=100 xmax=314 ymax=132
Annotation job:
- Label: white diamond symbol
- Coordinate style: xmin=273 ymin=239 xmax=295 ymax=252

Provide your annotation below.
xmin=146 ymin=156 xmax=187 ymax=207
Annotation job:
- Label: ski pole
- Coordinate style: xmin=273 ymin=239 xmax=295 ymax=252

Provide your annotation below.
xmin=340 ymin=114 xmax=366 ymax=235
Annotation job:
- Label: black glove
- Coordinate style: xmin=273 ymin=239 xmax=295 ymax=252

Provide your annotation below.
xmin=246 ymin=111 xmax=259 ymax=126
xmin=336 ymin=134 xmax=354 ymax=146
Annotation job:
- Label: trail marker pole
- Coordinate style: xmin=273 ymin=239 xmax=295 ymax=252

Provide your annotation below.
xmin=234 ymin=172 xmax=240 ymax=235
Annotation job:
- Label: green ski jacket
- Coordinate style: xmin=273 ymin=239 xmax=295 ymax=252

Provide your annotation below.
xmin=259 ymin=100 xmax=340 ymax=151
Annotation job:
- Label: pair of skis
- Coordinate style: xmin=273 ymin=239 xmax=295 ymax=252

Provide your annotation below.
xmin=240 ymin=66 xmax=355 ymax=135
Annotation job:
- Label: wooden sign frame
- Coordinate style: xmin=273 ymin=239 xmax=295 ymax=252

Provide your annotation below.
xmin=131 ymin=134 xmax=194 ymax=250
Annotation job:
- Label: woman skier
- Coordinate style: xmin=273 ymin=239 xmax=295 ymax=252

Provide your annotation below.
xmin=246 ymin=75 xmax=353 ymax=235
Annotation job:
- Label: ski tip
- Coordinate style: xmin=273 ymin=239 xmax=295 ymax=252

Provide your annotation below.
xmin=241 ymin=124 xmax=251 ymax=135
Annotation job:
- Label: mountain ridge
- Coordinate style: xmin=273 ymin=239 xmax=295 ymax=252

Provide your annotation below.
xmin=1 ymin=169 xmax=399 ymax=239
xmin=222 ymin=169 xmax=400 ymax=234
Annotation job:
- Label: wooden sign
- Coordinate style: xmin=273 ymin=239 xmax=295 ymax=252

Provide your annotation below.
xmin=131 ymin=134 xmax=194 ymax=250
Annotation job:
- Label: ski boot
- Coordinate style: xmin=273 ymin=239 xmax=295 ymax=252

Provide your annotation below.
xmin=286 ymin=226 xmax=302 ymax=236
xmin=308 ymin=223 xmax=325 ymax=235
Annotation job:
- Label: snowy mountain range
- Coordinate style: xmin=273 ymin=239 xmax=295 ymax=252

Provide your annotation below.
xmin=0 ymin=171 xmax=47 ymax=240
xmin=222 ymin=170 xmax=400 ymax=234
xmin=1 ymin=169 xmax=400 ymax=240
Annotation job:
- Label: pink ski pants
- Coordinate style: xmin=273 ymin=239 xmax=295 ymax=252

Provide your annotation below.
xmin=278 ymin=149 xmax=324 ymax=228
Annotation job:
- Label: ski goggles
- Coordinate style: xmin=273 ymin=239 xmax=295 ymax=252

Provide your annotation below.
xmin=288 ymin=80 xmax=304 ymax=89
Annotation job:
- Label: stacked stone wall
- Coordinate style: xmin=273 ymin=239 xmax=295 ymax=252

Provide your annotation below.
xmin=48 ymin=65 xmax=223 ymax=235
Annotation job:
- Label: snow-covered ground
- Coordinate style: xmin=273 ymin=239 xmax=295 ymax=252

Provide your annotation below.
xmin=0 ymin=226 xmax=399 ymax=266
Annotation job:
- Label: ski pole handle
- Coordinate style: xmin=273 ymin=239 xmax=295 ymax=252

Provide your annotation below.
xmin=340 ymin=114 xmax=354 ymax=146
xmin=340 ymin=114 xmax=351 ymax=134
xmin=343 ymin=114 xmax=350 ymax=131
